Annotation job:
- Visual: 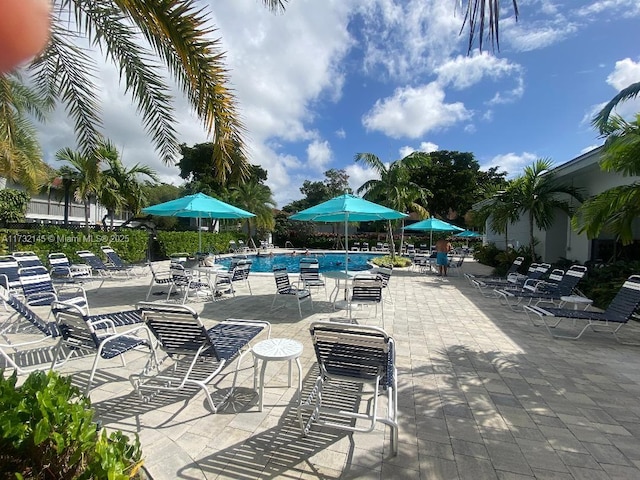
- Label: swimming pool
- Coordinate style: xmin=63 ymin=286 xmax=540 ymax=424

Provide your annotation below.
xmin=218 ymin=252 xmax=381 ymax=273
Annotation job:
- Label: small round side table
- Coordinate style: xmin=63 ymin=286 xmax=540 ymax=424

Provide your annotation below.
xmin=560 ymin=295 xmax=593 ymax=311
xmin=252 ymin=338 xmax=303 ymax=412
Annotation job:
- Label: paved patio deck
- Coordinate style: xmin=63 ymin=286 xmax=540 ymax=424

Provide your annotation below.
xmin=7 ymin=259 xmax=640 ymax=479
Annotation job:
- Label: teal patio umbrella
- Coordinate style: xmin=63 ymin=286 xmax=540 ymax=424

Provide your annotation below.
xmin=290 ymin=193 xmax=407 ymax=275
xmin=455 ymin=230 xmax=482 ymax=238
xmin=142 ymin=193 xmax=255 ymax=252
xmin=403 ymin=218 xmax=464 ymax=249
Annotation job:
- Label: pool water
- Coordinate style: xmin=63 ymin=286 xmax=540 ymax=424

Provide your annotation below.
xmin=218 ymin=252 xmax=381 ymax=273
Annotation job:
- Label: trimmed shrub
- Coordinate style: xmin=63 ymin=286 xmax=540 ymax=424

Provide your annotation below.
xmin=371 ymin=255 xmax=412 ymax=268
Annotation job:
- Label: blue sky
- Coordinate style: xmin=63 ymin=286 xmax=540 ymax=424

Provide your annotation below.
xmin=36 ymin=0 xmax=640 ymax=207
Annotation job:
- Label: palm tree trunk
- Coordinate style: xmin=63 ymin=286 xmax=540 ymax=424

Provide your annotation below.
xmin=84 ymin=199 xmax=90 ymax=234
xmin=399 ymin=219 xmax=405 ymax=255
xmin=529 ymin=212 xmax=535 ymax=260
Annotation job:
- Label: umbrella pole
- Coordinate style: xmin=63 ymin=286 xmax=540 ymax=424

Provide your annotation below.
xmin=198 ymin=217 xmax=202 ymax=253
xmin=344 ymin=213 xmax=349 ymax=276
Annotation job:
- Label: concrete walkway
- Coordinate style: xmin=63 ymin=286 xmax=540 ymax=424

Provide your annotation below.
xmin=8 ymin=259 xmax=640 ymax=479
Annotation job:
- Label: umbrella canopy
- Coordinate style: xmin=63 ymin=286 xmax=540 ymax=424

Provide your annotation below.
xmin=403 ymin=218 xmax=464 ymax=249
xmin=290 ymin=194 xmax=407 ymax=274
xmin=455 ymin=230 xmax=482 ymax=238
xmin=142 ymin=193 xmax=254 ymax=252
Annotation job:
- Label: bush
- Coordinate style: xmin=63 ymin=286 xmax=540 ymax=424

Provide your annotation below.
xmin=0 ymin=370 xmax=145 ymax=479
xmin=371 ymin=255 xmax=412 ymax=268
xmin=581 ymin=260 xmax=640 ymax=309
xmin=155 ymin=230 xmax=243 ymax=257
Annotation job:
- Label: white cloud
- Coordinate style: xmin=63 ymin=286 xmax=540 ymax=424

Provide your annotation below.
xmin=502 ymin=16 xmax=579 ymax=52
xmin=584 ymin=58 xmax=640 ymax=126
xmin=435 ymin=52 xmax=522 ymax=90
xmin=359 ymin=0 xmax=464 ymax=79
xmin=481 ymin=152 xmax=537 ymax=178
xmin=398 ymin=142 xmax=439 ymax=158
xmin=335 ymin=128 xmax=346 ymax=139
xmin=362 ymin=83 xmax=471 ymax=138
xmin=306 ymin=139 xmax=333 ymax=172
xmin=487 ymin=77 xmax=525 ymax=105
xmin=345 ymin=162 xmax=379 ymax=194
xmin=577 ymin=0 xmax=640 ymax=18
xmin=606 ymin=58 xmax=640 ymax=90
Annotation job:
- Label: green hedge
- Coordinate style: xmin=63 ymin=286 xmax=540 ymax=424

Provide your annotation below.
xmin=155 ymin=231 xmax=244 ymax=258
xmin=0 ymin=227 xmax=149 ymax=264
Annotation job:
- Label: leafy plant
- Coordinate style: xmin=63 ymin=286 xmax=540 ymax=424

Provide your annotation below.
xmin=371 ymin=255 xmax=411 ymax=268
xmin=0 ymin=370 xmax=144 ymax=479
xmin=156 ymin=230 xmax=243 ymax=257
xmin=0 ymin=189 xmax=30 ymax=225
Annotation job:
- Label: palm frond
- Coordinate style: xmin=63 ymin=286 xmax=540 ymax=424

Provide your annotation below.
xmin=30 ymin=24 xmax=103 ymax=154
xmin=459 ymin=0 xmax=519 ymax=53
xmin=592 ymin=81 xmax=640 ymax=135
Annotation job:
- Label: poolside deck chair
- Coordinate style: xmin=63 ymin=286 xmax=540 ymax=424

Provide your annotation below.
xmin=271 ymin=267 xmax=312 ymax=318
xmin=470 ymin=262 xmax=550 ymax=297
xmin=50 ymin=301 xmax=151 ymax=395
xmin=351 ymin=242 xmax=360 ymax=252
xmin=145 ymin=262 xmax=174 ymax=300
xmin=524 ymin=275 xmax=640 ymax=343
xmin=349 ymin=275 xmax=383 ymax=322
xmin=361 ymin=242 xmax=370 ymax=252
xmin=76 ymin=250 xmax=132 ymax=279
xmin=48 ymin=252 xmax=92 ymax=284
xmin=167 ymin=263 xmax=214 ymax=304
xmin=101 ymin=246 xmax=146 ymax=276
xmin=447 ymin=254 xmax=466 ymax=276
xmin=0 ymin=255 xmax=22 ymax=299
xmin=495 ymin=265 xmax=587 ymax=311
xmin=12 ymin=251 xmax=45 ymax=269
xmin=299 ymin=262 xmax=326 ymax=297
xmin=373 ymin=266 xmax=394 ymax=304
xmin=132 ymin=302 xmax=270 ymax=413
xmin=299 ymin=321 xmax=398 ymax=456
xmin=215 ymin=260 xmax=252 ymax=297
xmin=465 ymin=256 xmax=525 ymax=285
xmin=19 ymin=266 xmax=89 ymax=313
xmin=0 ymin=286 xmax=61 ymax=374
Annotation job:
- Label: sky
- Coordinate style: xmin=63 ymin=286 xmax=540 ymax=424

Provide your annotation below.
xmin=35 ymin=0 xmax=640 ymax=207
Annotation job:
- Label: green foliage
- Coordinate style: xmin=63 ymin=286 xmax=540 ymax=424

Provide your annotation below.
xmin=3 ymin=227 xmax=149 ymax=263
xmin=0 ymin=189 xmax=30 ymax=225
xmin=0 ymin=370 xmax=143 ymax=479
xmin=371 ymin=255 xmax=411 ymax=268
xmin=282 ymin=169 xmax=351 ymax=213
xmin=581 ymin=260 xmax=640 ymax=309
xmin=156 ymin=230 xmax=243 ymax=257
xmin=407 ymin=150 xmax=507 ymax=221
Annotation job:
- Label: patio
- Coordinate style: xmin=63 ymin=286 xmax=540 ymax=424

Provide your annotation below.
xmin=13 ymin=259 xmax=640 ymax=479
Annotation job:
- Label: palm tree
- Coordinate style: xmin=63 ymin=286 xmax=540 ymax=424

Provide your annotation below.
xmin=0 ymin=74 xmax=52 ymax=191
xmin=55 ymin=147 xmax=102 ymax=233
xmin=13 ymin=0 xmax=287 ymax=181
xmin=355 ymin=152 xmax=430 ymax=257
xmin=230 ymin=182 xmax=276 ymax=245
xmin=512 ymin=158 xmax=583 ymax=259
xmin=97 ymin=141 xmax=158 ymax=230
xmin=573 ymin=114 xmax=640 ymax=251
xmin=475 ymin=183 xmax=521 ymax=251
xmin=592 ymin=82 xmax=640 ymax=134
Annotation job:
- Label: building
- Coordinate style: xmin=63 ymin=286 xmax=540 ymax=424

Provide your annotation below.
xmin=480 ymin=147 xmax=640 ymax=263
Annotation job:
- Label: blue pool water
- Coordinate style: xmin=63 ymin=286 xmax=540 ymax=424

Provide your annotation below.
xmin=218 ymin=252 xmax=381 ymax=273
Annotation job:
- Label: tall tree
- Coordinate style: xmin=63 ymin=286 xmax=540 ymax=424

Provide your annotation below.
xmin=12 ymin=0 xmax=288 ymax=181
xmin=512 ymin=158 xmax=583 ymax=259
xmin=0 ymin=74 xmax=51 ymax=191
xmin=573 ymin=114 xmax=640 ymax=250
xmin=282 ymin=169 xmax=351 ymax=213
xmin=230 ymin=182 xmax=276 ymax=244
xmin=408 ymin=150 xmax=506 ymax=222
xmin=55 ymin=147 xmax=102 ymax=233
xmin=355 ymin=152 xmax=430 ymax=256
xmin=475 ymin=183 xmax=521 ymax=251
xmin=98 ymin=142 xmax=158 ymax=230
